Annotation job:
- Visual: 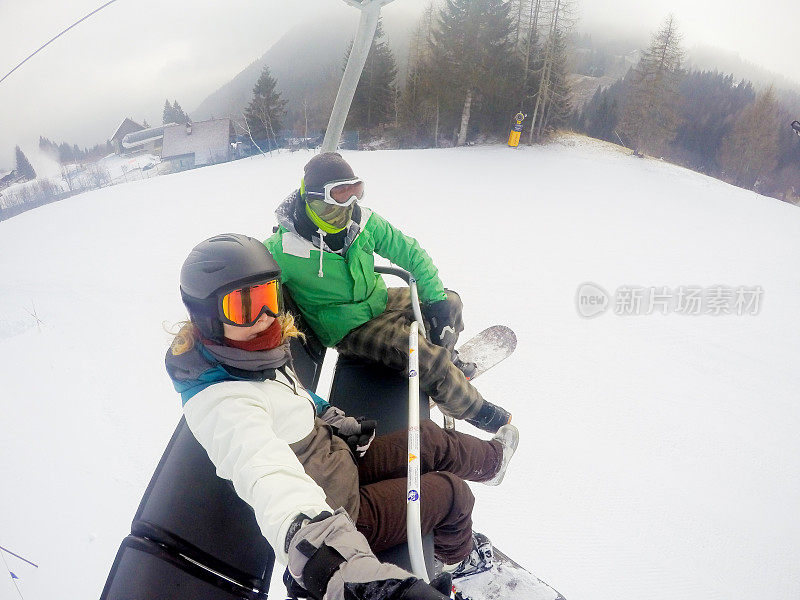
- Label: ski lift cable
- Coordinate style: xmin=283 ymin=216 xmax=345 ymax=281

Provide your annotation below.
xmin=0 ymin=546 xmax=38 ymax=569
xmin=0 ymin=550 xmax=24 ymax=600
xmin=0 ymin=0 xmax=121 ymax=87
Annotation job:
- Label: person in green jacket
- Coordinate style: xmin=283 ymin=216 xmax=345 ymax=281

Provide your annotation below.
xmin=264 ymin=153 xmax=512 ymax=433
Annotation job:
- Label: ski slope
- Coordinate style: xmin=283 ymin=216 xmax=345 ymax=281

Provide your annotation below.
xmin=1 ymin=135 xmax=799 ymax=600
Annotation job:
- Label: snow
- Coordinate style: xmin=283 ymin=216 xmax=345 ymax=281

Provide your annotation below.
xmin=97 ymin=153 xmax=160 ymax=183
xmin=1 ymin=135 xmax=799 ymax=600
xmin=455 ymin=559 xmax=560 ymax=600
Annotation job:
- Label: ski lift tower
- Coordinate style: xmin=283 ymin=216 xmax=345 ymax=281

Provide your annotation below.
xmin=321 ymin=0 xmax=396 ymax=153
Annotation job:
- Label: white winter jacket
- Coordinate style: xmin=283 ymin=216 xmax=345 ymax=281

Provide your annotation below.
xmin=183 ymin=367 xmax=335 ymax=565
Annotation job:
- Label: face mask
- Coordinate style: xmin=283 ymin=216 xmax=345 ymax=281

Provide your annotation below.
xmin=223 ymin=318 xmax=283 ymax=351
xmin=305 ymin=199 xmax=355 ymax=233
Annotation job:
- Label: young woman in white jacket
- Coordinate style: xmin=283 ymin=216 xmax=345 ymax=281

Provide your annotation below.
xmin=166 ymin=233 xmax=519 ymax=600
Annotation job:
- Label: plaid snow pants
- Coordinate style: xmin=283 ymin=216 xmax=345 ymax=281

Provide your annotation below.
xmin=335 ymin=288 xmax=484 ymax=420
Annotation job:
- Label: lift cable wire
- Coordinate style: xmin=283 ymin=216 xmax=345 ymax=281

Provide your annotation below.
xmin=0 ymin=0 xmax=121 ymax=87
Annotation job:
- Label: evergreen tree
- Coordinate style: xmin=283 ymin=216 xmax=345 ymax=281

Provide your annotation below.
xmin=172 ymin=101 xmax=189 ymax=125
xmin=58 ymin=142 xmax=76 ymax=164
xmin=162 ymin=99 xmax=175 ymax=125
xmin=718 ymin=86 xmax=780 ymax=189
xmin=163 ymin=100 xmax=189 ymax=125
xmin=431 ymin=0 xmax=517 ymax=145
xmin=346 ymin=18 xmax=398 ymax=132
xmin=244 ymin=66 xmax=287 ymax=146
xmin=15 ymin=146 xmax=36 ymax=180
xmin=579 ymin=80 xmax=625 ymax=143
xmin=672 ymin=71 xmax=754 ymax=172
xmin=618 ymin=15 xmax=685 ymax=155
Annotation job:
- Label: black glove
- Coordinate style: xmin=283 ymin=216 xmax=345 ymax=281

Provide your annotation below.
xmin=465 ymin=400 xmax=512 ymax=433
xmin=422 ymin=299 xmax=458 ymax=353
xmin=286 ymin=509 xmax=451 ymax=600
xmin=321 ymin=406 xmax=377 ymax=458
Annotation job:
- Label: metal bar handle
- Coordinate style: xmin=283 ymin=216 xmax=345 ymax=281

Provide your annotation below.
xmin=376 ymin=264 xmax=429 ymax=579
xmin=406 ymin=321 xmax=428 ymax=580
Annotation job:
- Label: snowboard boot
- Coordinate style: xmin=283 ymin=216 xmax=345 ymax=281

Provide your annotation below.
xmin=452 ymin=350 xmax=477 ymax=380
xmin=442 ymin=532 xmax=494 ymax=579
xmin=465 ymin=400 xmax=512 ymax=433
xmin=483 ymin=423 xmax=519 ymax=486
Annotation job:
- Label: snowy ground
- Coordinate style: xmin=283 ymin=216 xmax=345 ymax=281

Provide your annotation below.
xmin=1 ymin=135 xmax=799 ymax=600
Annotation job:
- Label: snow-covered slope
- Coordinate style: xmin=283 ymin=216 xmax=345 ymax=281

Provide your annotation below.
xmin=1 ymin=136 xmax=798 ymax=600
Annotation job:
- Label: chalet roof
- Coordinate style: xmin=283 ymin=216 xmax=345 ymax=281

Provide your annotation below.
xmin=161 ymin=119 xmax=233 ymax=159
xmin=111 ymin=118 xmax=144 ymax=141
xmin=122 ymin=126 xmax=167 ymax=149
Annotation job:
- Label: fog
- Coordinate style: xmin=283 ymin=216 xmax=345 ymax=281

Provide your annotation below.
xmin=0 ymin=0 xmax=797 ymax=171
xmin=578 ymin=0 xmax=798 ymax=83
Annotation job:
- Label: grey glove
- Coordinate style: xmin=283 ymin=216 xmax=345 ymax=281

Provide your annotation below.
xmin=287 ymin=509 xmax=450 ymax=600
xmin=321 ymin=406 xmax=377 ymax=458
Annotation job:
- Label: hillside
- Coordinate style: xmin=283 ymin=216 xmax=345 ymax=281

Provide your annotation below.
xmin=1 ymin=136 xmax=799 ymax=600
xmin=191 ymin=9 xmax=417 ymax=131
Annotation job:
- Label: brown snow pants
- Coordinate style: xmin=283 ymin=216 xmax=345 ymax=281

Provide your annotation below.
xmin=336 ymin=288 xmax=484 ymax=420
xmin=355 ymin=419 xmax=502 ymax=563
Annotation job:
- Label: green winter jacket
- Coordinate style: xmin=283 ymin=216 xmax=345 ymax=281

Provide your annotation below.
xmin=265 ymin=192 xmax=447 ymax=347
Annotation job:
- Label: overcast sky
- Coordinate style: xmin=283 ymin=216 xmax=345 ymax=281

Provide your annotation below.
xmin=0 ymin=0 xmax=798 ymax=171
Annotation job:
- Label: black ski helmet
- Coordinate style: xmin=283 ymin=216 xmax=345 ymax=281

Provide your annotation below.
xmin=179 ymin=233 xmax=281 ymax=341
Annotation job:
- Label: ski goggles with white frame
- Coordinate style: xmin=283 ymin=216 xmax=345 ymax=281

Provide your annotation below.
xmin=306 ymin=178 xmax=365 ymax=207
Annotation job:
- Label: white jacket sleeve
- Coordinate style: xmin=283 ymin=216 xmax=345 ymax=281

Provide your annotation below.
xmin=183 ymin=381 xmax=333 ymax=565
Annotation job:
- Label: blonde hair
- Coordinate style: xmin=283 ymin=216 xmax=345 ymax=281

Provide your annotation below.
xmin=168 ymin=313 xmax=304 ymax=355
xmin=277 ymin=311 xmax=306 ymax=343
xmin=167 ymin=321 xmax=197 ymax=355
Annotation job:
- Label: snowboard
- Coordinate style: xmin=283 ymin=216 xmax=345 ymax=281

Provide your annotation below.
xmin=456 ymin=325 xmax=517 ymax=380
xmin=452 ymin=546 xmax=565 ymax=600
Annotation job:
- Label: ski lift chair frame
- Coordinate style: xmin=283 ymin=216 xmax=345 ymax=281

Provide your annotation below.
xmin=101 ymin=266 xmax=433 ymax=599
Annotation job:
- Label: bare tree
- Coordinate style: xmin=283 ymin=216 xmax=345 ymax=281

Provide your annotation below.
xmin=618 ymin=15 xmax=685 ymax=155
xmin=399 ymin=1 xmax=441 ymax=145
xmin=521 ymin=0 xmax=542 ymax=92
xmin=236 ymin=115 xmax=268 ymax=156
xmin=528 ymin=0 xmax=574 ymax=142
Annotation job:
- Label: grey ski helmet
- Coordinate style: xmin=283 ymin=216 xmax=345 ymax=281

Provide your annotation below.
xmin=179 ymin=233 xmax=281 ymax=341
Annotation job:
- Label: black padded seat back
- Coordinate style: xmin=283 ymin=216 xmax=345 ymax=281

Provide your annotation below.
xmin=328 ymin=355 xmax=435 ymax=576
xmin=101 ymin=536 xmax=268 ymax=600
xmin=132 ymin=417 xmax=274 ymax=587
xmin=101 ymin=418 xmax=275 ymax=599
xmin=283 ymin=286 xmax=327 ymax=391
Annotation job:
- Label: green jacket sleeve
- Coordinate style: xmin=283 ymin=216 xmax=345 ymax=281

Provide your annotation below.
xmin=370 ymin=212 xmax=448 ymax=304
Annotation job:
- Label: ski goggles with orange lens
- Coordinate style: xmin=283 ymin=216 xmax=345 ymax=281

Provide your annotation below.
xmin=219 ymin=279 xmax=281 ymax=326
xmin=307 ymin=178 xmax=365 ymax=206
